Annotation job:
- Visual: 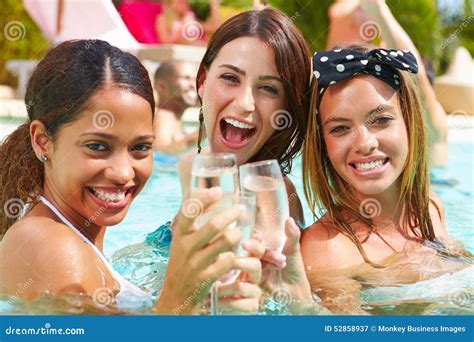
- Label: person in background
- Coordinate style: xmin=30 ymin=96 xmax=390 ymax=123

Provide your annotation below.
xmin=326 ymin=0 xmax=448 ymax=167
xmin=360 ymin=0 xmax=448 ymax=167
xmin=153 ymin=60 xmax=200 ymax=154
xmin=155 ymin=0 xmax=220 ymax=46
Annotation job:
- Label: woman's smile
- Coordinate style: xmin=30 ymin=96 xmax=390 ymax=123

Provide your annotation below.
xmin=86 ymin=186 xmax=136 ymax=210
xmin=219 ymin=116 xmax=257 ymax=149
xmin=199 ymin=37 xmax=286 ymax=164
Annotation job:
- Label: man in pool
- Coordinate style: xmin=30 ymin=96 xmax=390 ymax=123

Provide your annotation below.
xmin=153 ymin=60 xmax=200 ymax=154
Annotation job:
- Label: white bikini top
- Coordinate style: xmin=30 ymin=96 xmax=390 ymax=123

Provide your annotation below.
xmin=38 ymin=196 xmax=154 ymax=311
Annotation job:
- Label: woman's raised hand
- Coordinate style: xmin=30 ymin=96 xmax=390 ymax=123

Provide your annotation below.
xmin=214 ymin=255 xmax=262 ymax=313
xmin=155 ymin=187 xmax=262 ymax=314
xmin=258 ymin=218 xmax=313 ymax=304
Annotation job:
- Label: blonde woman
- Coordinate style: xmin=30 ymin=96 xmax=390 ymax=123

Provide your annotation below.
xmin=301 ymin=45 xmax=471 ymax=313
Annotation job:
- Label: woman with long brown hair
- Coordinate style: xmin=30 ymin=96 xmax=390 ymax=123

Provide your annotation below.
xmin=301 ymin=45 xmax=470 ymax=313
xmin=148 ymin=7 xmax=315 ymax=303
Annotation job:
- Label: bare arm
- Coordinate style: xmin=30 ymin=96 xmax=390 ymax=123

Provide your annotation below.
xmin=301 ymin=222 xmax=368 ymax=314
xmin=201 ymin=0 xmax=221 ymax=34
xmin=153 ymin=130 xmax=199 ymax=155
xmin=156 ymin=14 xmax=183 ymax=44
xmin=153 ymin=110 xmax=199 ymax=154
xmin=363 ymin=0 xmax=448 ymax=164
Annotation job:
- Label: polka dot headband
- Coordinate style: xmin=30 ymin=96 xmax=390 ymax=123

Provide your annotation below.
xmin=312 ymin=48 xmax=418 ymax=110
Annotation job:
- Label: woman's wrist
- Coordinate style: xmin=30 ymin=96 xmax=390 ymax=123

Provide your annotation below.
xmin=155 ymin=287 xmax=196 ymax=315
xmin=290 ymin=282 xmax=313 ymax=302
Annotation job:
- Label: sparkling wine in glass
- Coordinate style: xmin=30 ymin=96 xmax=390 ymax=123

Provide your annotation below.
xmin=191 ymin=153 xmax=239 ymax=315
xmin=191 ymin=153 xmax=238 ymax=229
xmin=239 ymin=159 xmax=289 ymax=253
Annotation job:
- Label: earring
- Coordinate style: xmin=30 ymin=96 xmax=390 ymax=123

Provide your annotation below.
xmin=197 ymin=107 xmax=204 ymax=154
xmin=39 ymin=155 xmax=48 ymax=162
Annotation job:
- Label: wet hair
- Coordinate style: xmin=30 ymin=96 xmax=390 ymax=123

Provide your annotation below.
xmin=196 ymin=7 xmax=311 ymax=175
xmin=303 ymin=44 xmax=434 ymax=266
xmin=0 ymin=39 xmax=154 ymax=236
xmin=421 ymin=56 xmax=435 ymax=86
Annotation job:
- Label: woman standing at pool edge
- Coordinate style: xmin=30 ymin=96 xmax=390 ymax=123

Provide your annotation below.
xmin=0 ymin=40 xmax=262 ymax=314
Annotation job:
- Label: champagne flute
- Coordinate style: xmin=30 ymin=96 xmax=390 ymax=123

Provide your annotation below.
xmin=217 ymin=191 xmax=257 ymax=283
xmin=234 ymin=191 xmax=257 ymax=258
xmin=191 ymin=153 xmax=239 ymax=315
xmin=191 ymin=153 xmax=239 ymax=230
xmin=239 ymin=160 xmax=289 ymax=306
xmin=212 ymin=191 xmax=257 ymax=315
xmin=239 ymin=159 xmax=289 ymax=253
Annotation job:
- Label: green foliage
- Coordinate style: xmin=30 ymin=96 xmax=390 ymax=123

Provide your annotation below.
xmin=189 ymin=0 xmax=211 ymax=21
xmin=269 ymin=0 xmax=332 ymax=52
xmin=388 ymin=0 xmax=440 ymax=66
xmin=0 ymin=0 xmax=470 ymax=88
xmin=270 ymin=0 xmax=441 ymax=65
xmin=437 ymin=0 xmax=473 ymax=72
xmin=0 ymin=0 xmax=50 ymax=87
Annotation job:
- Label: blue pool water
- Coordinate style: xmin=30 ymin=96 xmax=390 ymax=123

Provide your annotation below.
xmin=0 ymin=117 xmax=472 ymax=314
xmin=105 ymin=136 xmax=474 ymax=257
xmin=105 ymin=121 xmax=473 ymax=315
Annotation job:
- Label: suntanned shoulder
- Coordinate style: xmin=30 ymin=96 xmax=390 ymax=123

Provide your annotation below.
xmin=301 ymin=217 xmax=364 ymax=271
xmin=0 ymin=217 xmax=105 ymax=298
xmin=429 ymin=190 xmax=447 ymax=238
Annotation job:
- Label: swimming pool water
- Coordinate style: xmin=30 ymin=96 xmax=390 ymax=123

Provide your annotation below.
xmin=105 ymin=137 xmax=474 ymax=257
xmin=0 ymin=117 xmax=473 ymax=314
xmin=104 ymin=122 xmax=473 ymax=315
